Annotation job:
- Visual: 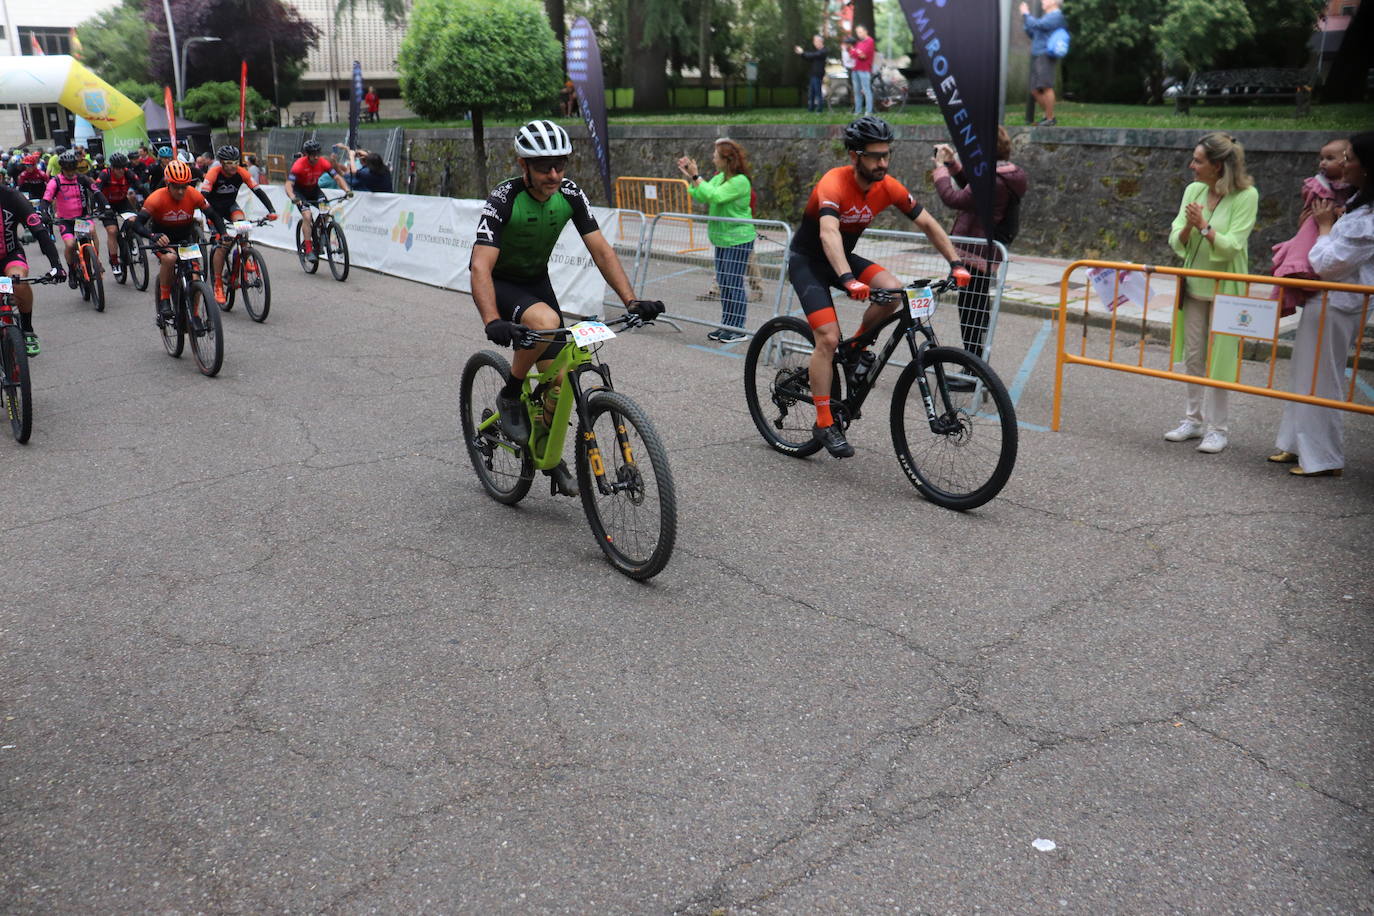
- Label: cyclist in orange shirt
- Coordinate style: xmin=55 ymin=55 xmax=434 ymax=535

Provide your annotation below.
xmin=788 ymin=116 xmax=967 ymax=458
xmin=130 ymin=160 xmax=226 ymax=324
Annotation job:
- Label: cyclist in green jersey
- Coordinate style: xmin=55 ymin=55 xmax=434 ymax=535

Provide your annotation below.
xmin=471 ymin=119 xmax=663 ymax=496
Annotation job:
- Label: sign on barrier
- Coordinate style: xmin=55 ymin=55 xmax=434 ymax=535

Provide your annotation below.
xmin=233 ymin=185 xmax=615 ymax=316
xmin=614 ymin=178 xmax=703 ymax=252
xmin=628 ymin=212 xmax=793 ymax=337
xmin=1052 ymin=260 xmax=1374 ymax=430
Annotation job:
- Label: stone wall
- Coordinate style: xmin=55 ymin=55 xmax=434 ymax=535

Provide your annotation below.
xmin=253 ymin=124 xmax=1339 ymax=268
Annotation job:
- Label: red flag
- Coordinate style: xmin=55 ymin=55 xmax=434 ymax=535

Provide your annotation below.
xmin=29 ymin=34 xmax=44 ymax=56
xmin=164 ymin=86 xmax=178 ymax=152
xmin=239 ymin=61 xmax=248 ymax=154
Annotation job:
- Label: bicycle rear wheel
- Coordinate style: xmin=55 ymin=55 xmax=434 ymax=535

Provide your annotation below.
xmin=575 ymin=390 xmax=676 ymax=580
xmin=187 ymin=279 xmax=224 ymax=377
xmin=324 ymin=221 xmax=349 ymax=281
xmin=130 ymin=240 xmax=149 ymax=291
xmin=890 ymin=346 xmax=1017 ymax=510
xmin=1 ymin=324 xmax=33 ymax=443
xmin=743 ymin=315 xmax=836 ymax=457
xmin=239 ymin=248 xmax=271 ymax=322
xmin=115 ymin=233 xmax=130 ymax=285
xmin=460 ymin=350 xmax=533 ymax=504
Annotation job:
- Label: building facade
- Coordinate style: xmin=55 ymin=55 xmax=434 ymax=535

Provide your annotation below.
xmin=284 ymin=0 xmax=413 ymax=126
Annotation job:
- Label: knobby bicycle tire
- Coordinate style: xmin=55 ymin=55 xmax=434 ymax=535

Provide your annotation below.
xmin=460 ymin=350 xmax=533 ymax=505
xmin=1 ymin=324 xmax=33 ymax=443
xmin=88 ymin=248 xmax=106 ymax=313
xmin=188 ymin=279 xmax=224 ymax=377
xmin=220 ymin=248 xmax=237 ymax=312
xmin=159 ymin=281 xmax=186 ymax=358
xmin=77 ymin=246 xmax=92 ymax=303
xmin=130 ymin=240 xmax=149 ymax=291
xmin=296 ymin=221 xmax=319 ymax=274
xmin=743 ymin=315 xmax=839 ymax=458
xmin=890 ymin=346 xmax=1017 ymax=510
xmin=574 ymin=390 xmax=676 ymax=580
xmin=240 ymin=248 xmax=271 ymax=322
xmin=115 ymin=233 xmax=130 ymax=285
xmin=325 ymin=221 xmax=349 ymax=282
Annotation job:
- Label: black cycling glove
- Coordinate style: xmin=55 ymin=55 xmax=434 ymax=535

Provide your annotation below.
xmin=485 ymin=319 xmax=523 ymax=348
xmin=628 ymin=299 xmax=665 ymax=321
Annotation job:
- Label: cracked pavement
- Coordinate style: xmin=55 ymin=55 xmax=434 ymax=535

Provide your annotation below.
xmin=2 ymin=247 xmax=1370 ymax=912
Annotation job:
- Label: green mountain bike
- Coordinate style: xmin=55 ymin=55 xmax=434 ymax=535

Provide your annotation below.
xmin=460 ymin=314 xmax=677 ymax=580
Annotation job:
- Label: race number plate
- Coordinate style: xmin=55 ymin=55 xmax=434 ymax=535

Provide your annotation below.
xmin=569 ymin=320 xmax=616 ymax=348
xmin=74 ymin=219 xmax=94 ymax=235
xmin=231 ymin=220 xmax=253 ymax=235
xmin=178 ymin=245 xmax=202 ymax=261
xmin=0 ymin=277 xmax=13 ymax=294
xmin=908 ymin=286 xmax=936 ymax=320
xmin=117 ymin=211 xmax=136 ymax=222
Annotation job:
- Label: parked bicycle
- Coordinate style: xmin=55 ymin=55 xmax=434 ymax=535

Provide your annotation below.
xmin=744 ymin=276 xmax=1017 ymax=510
xmin=295 ymin=193 xmax=349 ymax=281
xmin=216 ymin=217 xmax=274 ymax=322
xmin=0 ymin=274 xmax=56 ymax=443
xmin=70 ymin=212 xmax=107 ymax=312
xmin=825 ymin=66 xmax=909 ymax=114
xmin=149 ymin=241 xmax=224 ymax=377
xmin=460 ymin=313 xmax=677 ymax=579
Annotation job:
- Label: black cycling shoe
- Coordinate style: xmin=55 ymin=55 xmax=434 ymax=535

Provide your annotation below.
xmin=495 ymin=390 xmax=530 ymax=446
xmin=156 ymin=298 xmax=173 ymax=326
xmin=813 ymin=423 xmax=855 ymax=458
xmin=544 ymin=460 xmax=579 ymax=497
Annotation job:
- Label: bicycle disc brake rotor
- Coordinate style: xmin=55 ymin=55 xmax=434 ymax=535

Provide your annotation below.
xmin=615 ymin=463 xmax=646 ymax=505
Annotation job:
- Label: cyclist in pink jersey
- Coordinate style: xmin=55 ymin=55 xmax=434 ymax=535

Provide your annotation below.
xmin=40 ymin=150 xmax=110 ymax=288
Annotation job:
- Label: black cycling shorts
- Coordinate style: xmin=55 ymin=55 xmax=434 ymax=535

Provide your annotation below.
xmin=295 ymin=185 xmax=326 ymax=206
xmin=150 ymin=226 xmax=200 ymax=248
xmin=787 ymin=249 xmax=886 ymax=329
xmin=493 ymin=273 xmax=563 ymax=325
xmin=99 ymin=199 xmax=138 ymax=228
xmin=1 ymin=247 xmax=27 ymax=271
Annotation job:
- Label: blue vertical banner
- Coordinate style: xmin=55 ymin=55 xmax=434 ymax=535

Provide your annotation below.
xmin=348 ymin=60 xmax=363 ymax=150
xmin=899 ymin=0 xmax=1001 ymax=246
xmin=566 ymin=17 xmax=613 ymax=206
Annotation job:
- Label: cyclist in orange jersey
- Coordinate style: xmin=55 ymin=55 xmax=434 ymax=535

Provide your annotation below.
xmin=130 ymin=159 xmax=226 ymax=324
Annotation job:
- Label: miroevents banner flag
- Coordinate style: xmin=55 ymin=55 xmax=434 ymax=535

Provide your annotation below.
xmin=566 ymin=18 xmax=613 ymax=207
xmin=348 ymin=61 xmax=364 ymax=150
xmin=899 ymin=0 xmax=1001 ymax=247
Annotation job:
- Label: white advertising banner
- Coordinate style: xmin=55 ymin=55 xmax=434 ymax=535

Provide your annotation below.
xmin=237 ymin=186 xmax=611 ymax=317
xmin=1211 ymin=293 xmax=1280 ymax=340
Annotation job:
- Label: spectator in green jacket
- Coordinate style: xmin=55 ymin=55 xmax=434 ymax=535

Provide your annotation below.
xmin=677 ymin=138 xmax=757 ymax=341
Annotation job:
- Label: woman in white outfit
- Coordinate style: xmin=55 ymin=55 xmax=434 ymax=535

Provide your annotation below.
xmin=1271 ymin=131 xmax=1374 ymax=478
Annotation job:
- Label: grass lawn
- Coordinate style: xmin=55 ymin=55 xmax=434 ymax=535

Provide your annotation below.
xmin=319 ymin=102 xmax=1368 ymax=133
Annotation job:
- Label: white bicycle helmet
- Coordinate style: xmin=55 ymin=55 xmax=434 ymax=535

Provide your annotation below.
xmin=514 ymin=120 xmax=572 ymax=158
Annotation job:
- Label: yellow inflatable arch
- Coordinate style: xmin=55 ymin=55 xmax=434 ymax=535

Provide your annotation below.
xmin=0 ymin=55 xmax=147 ymax=151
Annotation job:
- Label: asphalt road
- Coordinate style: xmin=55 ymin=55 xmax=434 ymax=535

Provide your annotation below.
xmin=2 ymin=246 xmax=1370 ymax=913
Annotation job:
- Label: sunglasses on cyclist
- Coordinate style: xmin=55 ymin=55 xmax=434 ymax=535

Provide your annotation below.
xmin=527 ymin=156 xmax=569 ymax=174
xmin=857 ymin=150 xmax=892 ymax=162
xmin=220 ymin=159 xmax=239 ymax=168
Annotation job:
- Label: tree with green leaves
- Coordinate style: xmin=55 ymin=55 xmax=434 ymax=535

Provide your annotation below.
xmin=182 ymin=81 xmax=275 ymax=129
xmin=334 ymin=0 xmax=408 ymax=26
xmin=398 ymin=0 xmax=562 ymax=190
xmin=76 ymin=0 xmax=153 ymax=88
xmin=113 ymin=80 xmax=161 ymax=106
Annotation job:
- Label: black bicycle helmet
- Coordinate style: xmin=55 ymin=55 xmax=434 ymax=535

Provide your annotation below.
xmin=109 ymin=152 xmax=128 ymax=168
xmin=842 ymin=115 xmax=895 ymax=151
xmin=58 ymin=149 xmax=79 ymax=167
xmin=302 ymin=139 xmax=322 ymax=154
xmin=217 ymin=144 xmax=241 ymax=161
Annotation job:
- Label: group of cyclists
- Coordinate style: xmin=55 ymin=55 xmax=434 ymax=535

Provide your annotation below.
xmin=473 ymin=114 xmax=967 ymax=468
xmin=0 ymin=138 xmax=352 ymax=345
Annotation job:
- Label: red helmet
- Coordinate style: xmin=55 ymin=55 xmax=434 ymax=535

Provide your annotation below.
xmin=23 ymin=152 xmax=40 ymax=166
xmin=164 ymin=160 xmax=192 ymax=184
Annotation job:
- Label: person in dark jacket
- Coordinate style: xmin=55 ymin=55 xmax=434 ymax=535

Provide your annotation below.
xmin=351 ymin=151 xmax=393 ymax=193
xmin=794 ymin=35 xmax=828 ymax=113
xmin=931 ymin=126 xmax=1028 ymax=363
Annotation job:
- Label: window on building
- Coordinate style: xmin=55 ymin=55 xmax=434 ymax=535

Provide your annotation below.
xmin=1341 ymin=4 xmax=1355 ymax=14
xmin=19 ymin=27 xmax=72 ymax=56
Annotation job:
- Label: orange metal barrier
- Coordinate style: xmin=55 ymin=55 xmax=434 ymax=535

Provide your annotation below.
xmin=1052 ymin=259 xmax=1374 ymax=431
xmin=265 ymin=154 xmax=289 ymax=184
xmin=613 ymin=177 xmax=703 ymax=252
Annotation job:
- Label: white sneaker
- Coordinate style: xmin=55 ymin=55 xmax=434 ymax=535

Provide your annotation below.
xmin=1196 ymin=431 xmax=1228 ymax=454
xmin=1164 ymin=420 xmax=1204 ymax=442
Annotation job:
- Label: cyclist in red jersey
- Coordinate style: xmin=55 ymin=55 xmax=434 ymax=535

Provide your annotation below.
xmin=788 ymin=116 xmax=967 ymax=458
xmin=95 ymin=152 xmax=143 ymax=279
xmin=130 ymin=160 xmax=226 ymax=323
xmin=285 ymin=139 xmax=352 ymax=262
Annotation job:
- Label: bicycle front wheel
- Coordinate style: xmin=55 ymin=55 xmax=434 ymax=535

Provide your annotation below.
xmin=296 ymin=220 xmax=319 ymax=274
xmin=188 ymin=279 xmax=224 ymax=377
xmin=89 ymin=251 xmax=106 ymax=313
xmin=459 ymin=350 xmax=533 ymax=505
xmin=115 ymin=233 xmax=130 ymax=285
xmin=575 ymin=390 xmax=676 ymax=580
xmin=743 ymin=315 xmax=833 ymax=458
xmin=890 ymin=346 xmax=1017 ymax=510
xmin=1 ymin=324 xmax=33 ymax=443
xmin=239 ymin=248 xmax=271 ymax=322
xmin=324 ymin=221 xmax=349 ymax=281
xmin=160 ymin=287 xmax=185 ymax=358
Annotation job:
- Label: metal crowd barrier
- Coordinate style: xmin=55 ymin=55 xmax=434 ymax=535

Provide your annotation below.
xmin=783 ymin=230 xmax=1011 ymax=369
xmin=603 ymin=208 xmax=648 ymax=316
xmin=1051 ymin=260 xmax=1374 ymax=430
xmin=613 ymin=178 xmax=701 ymax=252
xmin=620 ymin=212 xmax=793 ymax=338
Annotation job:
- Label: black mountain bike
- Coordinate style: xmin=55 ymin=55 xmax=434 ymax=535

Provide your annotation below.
xmin=295 ymin=194 xmax=349 ymax=281
xmin=744 ymin=277 xmax=1017 ymax=510
xmin=150 ymin=241 xmax=224 ymax=377
xmin=0 ymin=274 xmax=56 ymax=443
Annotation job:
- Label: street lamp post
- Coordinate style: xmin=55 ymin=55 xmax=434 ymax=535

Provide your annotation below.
xmin=178 ymin=36 xmax=222 ymax=102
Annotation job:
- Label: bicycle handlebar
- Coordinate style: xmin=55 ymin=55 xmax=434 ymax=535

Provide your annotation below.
xmin=869 ymin=276 xmax=961 ymax=304
xmin=512 ymin=312 xmax=649 ymax=350
xmin=2 ymin=275 xmax=59 ymax=286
